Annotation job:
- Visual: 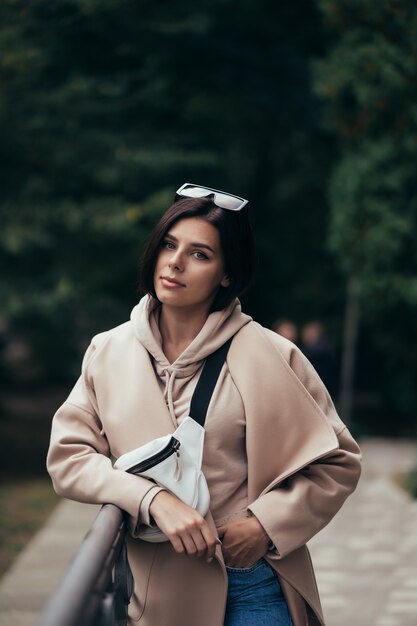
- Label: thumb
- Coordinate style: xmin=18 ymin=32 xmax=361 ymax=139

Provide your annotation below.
xmin=217 ymin=525 xmax=227 ymax=541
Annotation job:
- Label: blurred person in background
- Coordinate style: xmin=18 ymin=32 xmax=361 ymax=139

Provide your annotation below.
xmin=273 ymin=319 xmax=298 ymax=344
xmin=301 ymin=321 xmax=339 ymax=402
xmin=47 ymin=185 xmax=360 ymax=626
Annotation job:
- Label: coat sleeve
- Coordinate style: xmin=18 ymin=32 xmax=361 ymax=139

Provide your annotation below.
xmin=46 ymin=338 xmax=158 ymax=533
xmin=248 ymin=344 xmax=362 ymax=559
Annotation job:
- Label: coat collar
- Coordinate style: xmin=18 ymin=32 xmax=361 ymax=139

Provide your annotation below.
xmin=227 ymin=322 xmax=339 ymax=499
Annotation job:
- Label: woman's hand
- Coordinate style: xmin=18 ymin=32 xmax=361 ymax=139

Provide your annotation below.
xmin=149 ymin=491 xmax=221 ymax=563
xmin=217 ymin=514 xmax=271 ymax=568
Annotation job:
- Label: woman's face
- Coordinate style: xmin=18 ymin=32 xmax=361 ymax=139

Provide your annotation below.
xmin=153 ymin=217 xmax=230 ymax=316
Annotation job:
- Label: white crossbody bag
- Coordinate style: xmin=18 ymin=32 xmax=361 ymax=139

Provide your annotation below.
xmin=114 ymin=338 xmax=232 ymax=542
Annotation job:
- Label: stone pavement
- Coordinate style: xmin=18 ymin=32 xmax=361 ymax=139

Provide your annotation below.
xmin=0 ymin=438 xmax=416 ymax=626
xmin=0 ymin=500 xmax=99 ymax=626
xmin=309 ymin=438 xmax=417 ymax=626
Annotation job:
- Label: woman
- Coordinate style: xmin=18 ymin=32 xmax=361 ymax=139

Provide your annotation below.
xmin=47 ymin=184 xmax=361 ymax=626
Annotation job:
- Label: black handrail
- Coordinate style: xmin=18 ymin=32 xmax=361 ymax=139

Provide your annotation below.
xmin=35 ymin=503 xmax=129 ymax=626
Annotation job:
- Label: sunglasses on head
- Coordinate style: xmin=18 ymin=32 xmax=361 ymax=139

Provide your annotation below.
xmin=175 ymin=183 xmax=248 ymax=212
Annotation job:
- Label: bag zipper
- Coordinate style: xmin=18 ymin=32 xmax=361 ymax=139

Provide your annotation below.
xmin=128 ymin=437 xmax=181 ymax=474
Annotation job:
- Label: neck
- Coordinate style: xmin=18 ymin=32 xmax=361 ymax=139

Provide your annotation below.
xmin=159 ymin=304 xmax=210 ymax=363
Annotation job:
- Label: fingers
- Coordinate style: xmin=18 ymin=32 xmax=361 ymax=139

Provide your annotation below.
xmin=169 ymin=532 xmax=187 ymax=556
xmin=150 ymin=492 xmax=219 ymax=561
xmin=181 ymin=528 xmax=205 ymax=558
xmin=217 ymin=517 xmax=271 ymax=568
xmin=217 ymin=524 xmax=226 ymax=535
xmin=201 ymin=525 xmax=221 ymax=563
xmin=173 ymin=519 xmax=218 ymax=561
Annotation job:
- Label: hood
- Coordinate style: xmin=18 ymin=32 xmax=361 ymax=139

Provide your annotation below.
xmin=130 ymin=294 xmax=252 ymax=379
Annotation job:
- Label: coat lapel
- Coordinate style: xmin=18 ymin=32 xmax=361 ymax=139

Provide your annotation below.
xmin=228 ymin=322 xmax=338 ymax=500
xmin=228 ymin=321 xmax=337 ymax=625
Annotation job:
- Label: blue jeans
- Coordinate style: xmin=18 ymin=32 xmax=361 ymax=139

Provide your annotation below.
xmin=224 ymin=559 xmax=293 ymax=626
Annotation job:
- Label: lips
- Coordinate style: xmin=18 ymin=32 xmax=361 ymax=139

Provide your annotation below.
xmin=161 ymin=276 xmax=186 ymax=287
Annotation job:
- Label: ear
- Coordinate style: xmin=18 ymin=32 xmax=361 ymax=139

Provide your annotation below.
xmin=220 ymin=275 xmax=230 ymax=288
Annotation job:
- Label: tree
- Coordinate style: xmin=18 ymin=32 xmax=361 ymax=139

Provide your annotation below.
xmin=0 ymin=0 xmax=339 ymax=387
xmin=314 ymin=0 xmax=417 ymax=432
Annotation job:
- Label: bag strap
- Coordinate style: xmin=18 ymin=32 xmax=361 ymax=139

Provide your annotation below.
xmin=189 ymin=337 xmax=233 ymax=427
xmin=114 ymin=534 xmax=133 ymax=626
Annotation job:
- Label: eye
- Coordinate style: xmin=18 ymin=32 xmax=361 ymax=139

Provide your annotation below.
xmin=162 ymin=239 xmax=175 ymax=250
xmin=193 ymin=251 xmax=209 ymax=260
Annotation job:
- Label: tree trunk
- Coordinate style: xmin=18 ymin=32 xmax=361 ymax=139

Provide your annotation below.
xmin=339 ymin=277 xmax=360 ymax=425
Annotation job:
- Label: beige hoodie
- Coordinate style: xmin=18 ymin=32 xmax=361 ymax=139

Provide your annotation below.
xmin=130 ymin=295 xmax=252 ymax=527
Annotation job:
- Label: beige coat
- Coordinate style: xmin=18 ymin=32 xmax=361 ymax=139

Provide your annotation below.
xmin=47 ymin=316 xmax=361 ymax=626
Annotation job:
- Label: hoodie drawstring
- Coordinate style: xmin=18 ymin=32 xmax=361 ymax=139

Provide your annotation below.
xmin=163 ymin=369 xmax=178 ymax=427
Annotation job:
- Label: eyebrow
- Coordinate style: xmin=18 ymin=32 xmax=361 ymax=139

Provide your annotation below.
xmin=165 ymin=233 xmax=216 ymax=255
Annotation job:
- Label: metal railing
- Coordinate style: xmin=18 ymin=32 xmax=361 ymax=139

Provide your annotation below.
xmin=35 ymin=504 xmax=130 ymax=626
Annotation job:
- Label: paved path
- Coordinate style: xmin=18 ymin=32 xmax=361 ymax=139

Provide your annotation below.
xmin=0 ymin=438 xmax=416 ymax=626
xmin=0 ymin=501 xmax=99 ymax=626
xmin=309 ymin=438 xmax=417 ymax=626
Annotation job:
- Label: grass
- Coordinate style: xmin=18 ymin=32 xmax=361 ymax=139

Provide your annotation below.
xmin=0 ymin=478 xmax=59 ymax=577
xmin=398 ymin=465 xmax=417 ymax=499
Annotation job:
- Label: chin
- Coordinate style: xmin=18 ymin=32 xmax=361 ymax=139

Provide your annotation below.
xmin=156 ymin=290 xmax=186 ymax=305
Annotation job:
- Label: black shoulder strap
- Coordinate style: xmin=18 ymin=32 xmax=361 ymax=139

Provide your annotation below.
xmin=189 ymin=337 xmax=233 ymax=427
xmin=114 ymin=535 xmax=133 ymax=626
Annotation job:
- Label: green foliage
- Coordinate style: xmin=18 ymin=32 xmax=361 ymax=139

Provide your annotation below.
xmin=398 ymin=461 xmax=417 ymax=500
xmin=314 ymin=0 xmax=417 ymax=428
xmin=0 ymin=479 xmax=58 ymax=576
xmin=328 ymin=139 xmax=417 ymax=306
xmin=315 ymin=0 xmax=417 ymax=300
xmin=0 ymin=0 xmax=340 ymax=384
xmin=1 ymin=0 xmax=416 ymax=430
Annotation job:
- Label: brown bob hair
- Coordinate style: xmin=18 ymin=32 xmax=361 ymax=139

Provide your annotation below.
xmin=140 ymin=196 xmax=256 ymax=312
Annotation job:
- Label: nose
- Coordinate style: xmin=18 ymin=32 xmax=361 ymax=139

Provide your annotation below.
xmin=168 ymin=249 xmax=184 ymax=272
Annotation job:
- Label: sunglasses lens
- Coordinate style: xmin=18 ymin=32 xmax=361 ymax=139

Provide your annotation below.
xmin=212 ymin=192 xmax=242 ymax=210
xmin=180 ymin=186 xmax=211 ymax=198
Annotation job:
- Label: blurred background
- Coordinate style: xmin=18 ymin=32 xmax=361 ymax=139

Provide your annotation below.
xmin=1 ymin=0 xmax=417 ymax=580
